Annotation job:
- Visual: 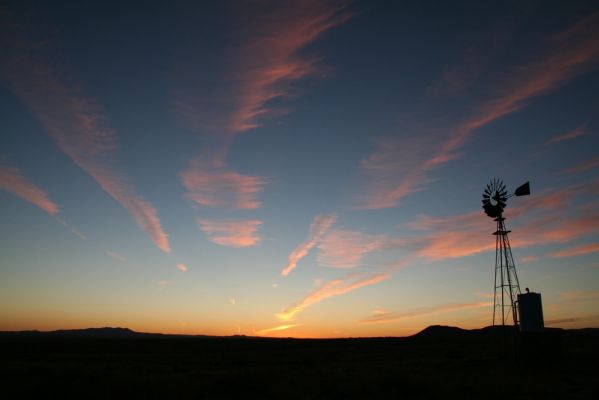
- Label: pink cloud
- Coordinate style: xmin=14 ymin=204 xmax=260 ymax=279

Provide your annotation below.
xmin=277 ymin=272 xmax=390 ymax=321
xmin=317 ymin=229 xmax=388 ymax=268
xmin=545 ymin=124 xmax=588 ymax=145
xmin=198 ymin=219 xmax=262 ymax=247
xmin=550 ymin=243 xmax=599 ymax=259
xmin=360 ymin=12 xmax=599 ymax=209
xmin=391 ymin=185 xmax=598 ymax=261
xmin=1 ymin=25 xmax=170 ymax=253
xmin=176 ymin=263 xmax=188 ymax=272
xmin=361 ymin=301 xmax=493 ymax=324
xmin=174 ymin=1 xmax=350 ymax=210
xmin=226 ymin=1 xmax=351 ymax=134
xmin=180 ymin=156 xmax=265 ymax=210
xmin=281 ymin=213 xmax=337 ymax=276
xmin=561 ymin=157 xmax=599 ymax=174
xmin=0 ymin=162 xmax=59 ymax=215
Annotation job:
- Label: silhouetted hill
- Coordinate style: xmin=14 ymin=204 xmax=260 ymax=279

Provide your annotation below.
xmin=412 ymin=324 xmax=467 ymax=338
xmin=1 ymin=325 xmax=597 ymax=398
xmin=1 ymin=325 xmax=597 ymax=340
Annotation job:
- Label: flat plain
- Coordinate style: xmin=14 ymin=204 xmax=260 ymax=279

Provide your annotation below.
xmin=1 ymin=326 xmax=596 ymax=399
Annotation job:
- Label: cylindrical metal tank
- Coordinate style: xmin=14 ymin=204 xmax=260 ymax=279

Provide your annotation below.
xmin=518 ymin=292 xmax=544 ymax=332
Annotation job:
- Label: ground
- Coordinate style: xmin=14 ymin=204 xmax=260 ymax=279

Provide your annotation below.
xmin=0 ymin=326 xmax=597 ymax=399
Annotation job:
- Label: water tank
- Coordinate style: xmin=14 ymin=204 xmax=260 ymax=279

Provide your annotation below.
xmin=518 ymin=291 xmax=544 ymax=332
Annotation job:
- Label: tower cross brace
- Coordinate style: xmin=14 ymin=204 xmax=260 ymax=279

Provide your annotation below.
xmin=493 ymin=215 xmax=522 ymax=326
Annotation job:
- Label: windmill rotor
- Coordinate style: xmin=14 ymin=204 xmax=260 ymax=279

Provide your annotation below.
xmin=482 ymin=178 xmax=508 ymax=218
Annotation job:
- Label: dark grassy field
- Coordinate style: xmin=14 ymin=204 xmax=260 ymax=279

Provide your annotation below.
xmin=0 ymin=326 xmax=597 ymax=399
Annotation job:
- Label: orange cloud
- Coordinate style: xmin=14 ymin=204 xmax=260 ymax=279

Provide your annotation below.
xmin=1 ymin=22 xmax=170 ymax=253
xmin=198 ymin=219 xmax=262 ymax=247
xmin=360 ymin=12 xmax=599 ymax=209
xmin=400 ymin=185 xmax=599 ymax=261
xmin=317 ymin=229 xmax=388 ymax=268
xmin=550 ymin=243 xmax=599 ymax=259
xmin=281 ymin=213 xmax=337 ymax=276
xmin=277 ymin=273 xmax=390 ymax=321
xmin=176 ymin=263 xmax=188 ymax=272
xmin=180 ymin=156 xmax=265 ymax=210
xmin=545 ymin=124 xmax=588 ymax=145
xmin=256 ymin=324 xmax=301 ymax=336
xmin=361 ymin=301 xmax=493 ymax=324
xmin=0 ymin=162 xmax=59 ymax=215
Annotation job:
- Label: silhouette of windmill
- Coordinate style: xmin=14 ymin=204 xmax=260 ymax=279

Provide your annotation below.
xmin=481 ymin=179 xmax=530 ymax=326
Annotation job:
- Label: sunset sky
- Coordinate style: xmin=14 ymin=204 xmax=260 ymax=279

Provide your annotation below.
xmin=1 ymin=1 xmax=598 ymax=337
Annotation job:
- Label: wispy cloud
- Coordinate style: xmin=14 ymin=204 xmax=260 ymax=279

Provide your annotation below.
xmin=0 ymin=20 xmax=170 ymax=253
xmin=180 ymin=156 xmax=266 ymax=210
xmin=561 ymin=157 xmax=599 ymax=174
xmin=520 ymin=255 xmax=539 ymax=263
xmin=225 ymin=1 xmax=351 ymax=134
xmin=282 ymin=213 xmax=337 ymax=276
xmin=228 ymin=296 xmax=237 ymax=305
xmin=545 ymin=124 xmax=588 ymax=145
xmin=158 ymin=280 xmax=174 ymax=287
xmin=550 ymin=243 xmax=599 ymax=259
xmin=361 ymin=301 xmax=493 ymax=324
xmin=105 ymin=250 xmax=126 ymax=262
xmin=256 ymin=324 xmax=301 ymax=335
xmin=176 ymin=263 xmax=187 ymax=272
xmin=198 ymin=219 xmax=262 ymax=247
xmin=175 ymin=1 xmax=351 ymax=210
xmin=0 ymin=161 xmax=59 ymax=215
xmin=317 ymin=229 xmax=388 ymax=268
xmin=402 ymin=185 xmax=599 ymax=261
xmin=277 ymin=272 xmax=390 ymax=321
xmin=360 ymin=12 xmax=599 ymax=209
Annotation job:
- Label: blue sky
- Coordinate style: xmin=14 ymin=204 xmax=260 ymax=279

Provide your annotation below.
xmin=0 ymin=0 xmax=598 ymax=337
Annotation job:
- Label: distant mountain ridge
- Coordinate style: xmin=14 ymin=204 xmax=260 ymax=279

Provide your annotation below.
xmin=0 ymin=325 xmax=597 ymax=339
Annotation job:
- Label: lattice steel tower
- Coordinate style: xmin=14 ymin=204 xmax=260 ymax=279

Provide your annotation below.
xmin=481 ymin=179 xmax=530 ymax=326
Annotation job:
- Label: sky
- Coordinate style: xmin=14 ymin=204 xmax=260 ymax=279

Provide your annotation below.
xmin=0 ymin=0 xmax=598 ymax=338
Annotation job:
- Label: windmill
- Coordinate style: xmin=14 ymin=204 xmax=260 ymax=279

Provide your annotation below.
xmin=481 ymin=179 xmax=530 ymax=326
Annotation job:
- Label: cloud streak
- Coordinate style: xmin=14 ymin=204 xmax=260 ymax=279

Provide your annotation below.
xmin=550 ymin=243 xmax=599 ymax=259
xmin=545 ymin=124 xmax=588 ymax=145
xmin=180 ymin=156 xmax=266 ymax=210
xmin=0 ymin=161 xmax=59 ymax=215
xmin=277 ymin=272 xmax=390 ymax=321
xmin=403 ymin=185 xmax=599 ymax=261
xmin=317 ymin=229 xmax=388 ymax=268
xmin=361 ymin=12 xmax=599 ymax=209
xmin=0 ymin=19 xmax=170 ymax=253
xmin=199 ymin=219 xmax=263 ymax=247
xmin=361 ymin=301 xmax=493 ymax=324
xmin=281 ymin=213 xmax=337 ymax=276
xmin=561 ymin=157 xmax=599 ymax=174
xmin=256 ymin=324 xmax=301 ymax=335
xmin=175 ymin=1 xmax=351 ymax=211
